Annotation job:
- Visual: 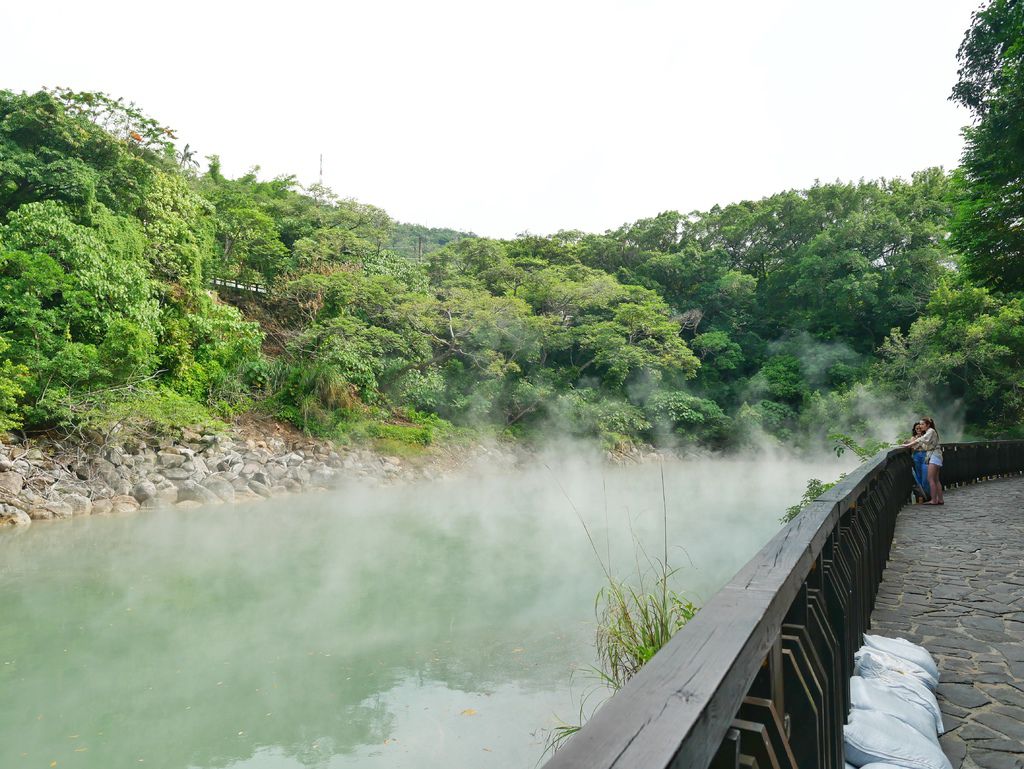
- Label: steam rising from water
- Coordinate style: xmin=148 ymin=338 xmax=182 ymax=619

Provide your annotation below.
xmin=0 ymin=451 xmax=851 ymax=768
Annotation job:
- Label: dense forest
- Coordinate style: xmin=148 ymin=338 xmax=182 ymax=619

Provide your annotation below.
xmin=0 ymin=0 xmax=1021 ymax=453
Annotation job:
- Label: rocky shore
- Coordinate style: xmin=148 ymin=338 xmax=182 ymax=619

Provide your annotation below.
xmin=0 ymin=425 xmax=522 ymax=529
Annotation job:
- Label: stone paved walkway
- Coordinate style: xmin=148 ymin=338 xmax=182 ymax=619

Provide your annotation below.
xmin=870 ymin=475 xmax=1024 ymax=769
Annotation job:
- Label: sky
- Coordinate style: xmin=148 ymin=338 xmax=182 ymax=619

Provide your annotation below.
xmin=6 ymin=0 xmax=980 ymax=238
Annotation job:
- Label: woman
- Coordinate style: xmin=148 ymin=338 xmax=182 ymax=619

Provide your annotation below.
xmin=904 ymin=417 xmax=943 ymax=505
xmin=908 ymin=421 xmax=930 ymax=501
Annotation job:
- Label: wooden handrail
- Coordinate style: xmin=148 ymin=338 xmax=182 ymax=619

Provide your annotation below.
xmin=544 ymin=440 xmax=1024 ymax=769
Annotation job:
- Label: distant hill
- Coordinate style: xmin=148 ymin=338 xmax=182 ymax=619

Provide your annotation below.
xmin=388 ymin=223 xmax=476 ymax=260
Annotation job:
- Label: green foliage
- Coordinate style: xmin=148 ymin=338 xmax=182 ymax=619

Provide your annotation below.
xmin=73 ymin=386 xmax=227 ymax=440
xmin=950 ymin=0 xmax=1024 ymax=292
xmin=782 ymin=476 xmax=843 ymax=523
xmin=0 ymin=335 xmax=28 ymax=432
xmin=646 ymin=391 xmax=729 ymax=445
xmin=595 ymin=575 xmax=698 ymax=691
xmin=0 ymin=67 xmax=1015 ymax=449
xmin=875 ymin=280 xmax=1024 ymax=432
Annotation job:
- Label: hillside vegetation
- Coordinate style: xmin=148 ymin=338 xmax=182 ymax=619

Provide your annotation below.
xmin=0 ymin=2 xmax=1021 ymax=451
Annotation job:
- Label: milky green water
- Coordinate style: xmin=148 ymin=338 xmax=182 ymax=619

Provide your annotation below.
xmin=0 ymin=455 xmax=846 ymax=769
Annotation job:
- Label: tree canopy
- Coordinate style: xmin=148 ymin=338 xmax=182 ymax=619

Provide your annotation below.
xmin=2 ymin=5 xmax=1023 ymax=452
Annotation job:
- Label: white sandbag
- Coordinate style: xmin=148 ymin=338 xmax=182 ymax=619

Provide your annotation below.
xmin=855 ymin=648 xmax=939 ymax=691
xmin=850 ymin=676 xmax=938 ymax=744
xmin=853 ymin=665 xmax=944 ymax=734
xmin=863 ymin=635 xmax=939 ymax=682
xmin=844 ymin=709 xmax=952 ymax=769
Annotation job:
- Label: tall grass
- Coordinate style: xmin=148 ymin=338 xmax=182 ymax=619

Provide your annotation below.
xmin=543 ymin=462 xmax=698 ymax=756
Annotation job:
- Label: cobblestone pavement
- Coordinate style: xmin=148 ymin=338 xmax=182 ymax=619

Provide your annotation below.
xmin=870 ymin=475 xmax=1024 ymax=769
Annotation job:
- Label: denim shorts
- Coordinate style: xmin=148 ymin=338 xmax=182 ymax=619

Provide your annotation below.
xmin=928 ymin=453 xmax=943 ymax=467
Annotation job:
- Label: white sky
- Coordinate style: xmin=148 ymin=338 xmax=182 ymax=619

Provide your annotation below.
xmin=6 ymin=0 xmax=978 ymax=239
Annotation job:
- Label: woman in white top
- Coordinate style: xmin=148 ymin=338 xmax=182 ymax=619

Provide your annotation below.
xmin=903 ymin=417 xmax=943 ymax=505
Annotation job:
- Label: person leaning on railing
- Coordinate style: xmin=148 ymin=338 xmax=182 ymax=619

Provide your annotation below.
xmin=901 ymin=417 xmax=944 ymax=505
xmin=907 ymin=421 xmax=931 ymax=501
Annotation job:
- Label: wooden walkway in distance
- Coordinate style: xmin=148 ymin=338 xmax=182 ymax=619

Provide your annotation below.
xmin=870 ymin=476 xmax=1024 ymax=769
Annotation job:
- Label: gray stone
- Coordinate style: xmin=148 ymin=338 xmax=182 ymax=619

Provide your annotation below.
xmin=161 ymin=467 xmax=192 ymax=480
xmin=0 ymin=506 xmax=30 ymax=527
xmin=157 ymin=452 xmax=186 ymax=467
xmin=91 ymin=499 xmax=113 ymax=515
xmin=30 ymin=501 xmax=73 ymax=520
xmin=310 ymin=467 xmax=337 ymax=487
xmin=248 ymin=480 xmax=272 ymax=498
xmin=938 ymin=684 xmax=994 ymax=709
xmin=132 ymin=480 xmax=158 ymax=503
xmin=190 ymin=455 xmax=210 ymax=477
xmin=155 ymin=486 xmax=178 ymax=505
xmin=64 ymin=494 xmax=92 ymax=516
xmin=969 ymin=750 xmax=1023 ymax=769
xmin=109 ymin=495 xmax=141 ymax=514
xmin=973 ymin=711 xmax=1024 ymax=741
xmin=0 ymin=470 xmax=24 ymax=495
xmin=240 ymin=462 xmax=263 ymax=478
xmin=201 ymin=476 xmax=235 ymax=503
xmin=176 ymin=481 xmax=220 ymax=505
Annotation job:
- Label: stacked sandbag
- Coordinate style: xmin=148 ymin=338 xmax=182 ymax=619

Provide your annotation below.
xmin=844 ymin=634 xmax=951 ymax=769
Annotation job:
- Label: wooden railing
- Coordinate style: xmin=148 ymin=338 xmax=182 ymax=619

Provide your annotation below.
xmin=544 ymin=440 xmax=1024 ymax=769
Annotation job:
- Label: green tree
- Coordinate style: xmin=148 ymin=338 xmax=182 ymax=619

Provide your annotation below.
xmin=950 ymin=0 xmax=1024 ymax=291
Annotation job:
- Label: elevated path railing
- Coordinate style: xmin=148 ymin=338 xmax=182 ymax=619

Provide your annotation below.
xmin=544 ymin=440 xmax=1024 ymax=769
xmin=209 ymin=276 xmax=268 ymax=295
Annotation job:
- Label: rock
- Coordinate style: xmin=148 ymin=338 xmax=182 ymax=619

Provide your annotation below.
xmin=64 ymin=494 xmax=93 ymax=516
xmin=266 ymin=463 xmax=288 ymax=481
xmin=201 ymin=476 xmax=235 ymax=503
xmin=30 ymin=501 xmax=73 ymax=520
xmin=241 ymin=462 xmax=263 ymax=478
xmin=177 ymin=480 xmax=220 ymax=505
xmin=155 ymin=485 xmax=178 ymax=505
xmin=132 ymin=480 xmax=158 ymax=503
xmin=270 ymin=485 xmax=288 ymax=496
xmin=158 ymin=452 xmax=186 ymax=467
xmin=25 ymin=448 xmax=44 ymax=461
xmin=51 ymin=481 xmax=90 ymax=497
xmin=92 ymin=457 xmax=118 ymax=476
xmin=91 ymin=499 xmax=113 ymax=515
xmin=112 ymin=480 xmax=133 ymax=497
xmin=175 ymin=500 xmax=203 ymax=510
xmin=161 ymin=467 xmax=192 ymax=481
xmin=0 ymin=470 xmax=24 ymax=495
xmin=109 ymin=495 xmax=141 ymax=514
xmin=248 ymin=480 xmax=273 ymax=498
xmin=310 ymin=467 xmax=337 ymax=487
xmin=0 ymin=505 xmax=30 ymax=527
xmin=190 ymin=455 xmax=210 ymax=478
xmin=288 ymin=466 xmax=310 ymax=484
